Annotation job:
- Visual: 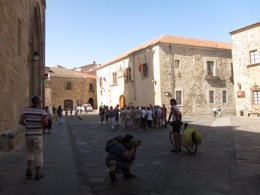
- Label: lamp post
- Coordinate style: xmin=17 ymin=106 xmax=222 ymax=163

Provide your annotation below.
xmin=31 ymin=51 xmax=40 ymax=61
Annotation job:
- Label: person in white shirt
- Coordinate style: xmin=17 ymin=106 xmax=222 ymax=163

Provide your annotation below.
xmin=146 ymin=107 xmax=153 ymax=128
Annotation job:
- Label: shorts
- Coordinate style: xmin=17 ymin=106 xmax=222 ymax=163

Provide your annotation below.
xmin=25 ymin=135 xmax=43 ymax=167
xmin=171 ymin=121 xmax=182 ymax=132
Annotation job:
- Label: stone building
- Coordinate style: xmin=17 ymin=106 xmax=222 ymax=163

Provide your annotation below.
xmin=45 ymin=66 xmax=97 ymax=111
xmin=96 ymin=35 xmax=235 ymax=116
xmin=73 ymin=61 xmax=100 ymax=73
xmin=0 ymin=0 xmax=46 ymax=151
xmin=230 ymin=22 xmax=260 ymax=116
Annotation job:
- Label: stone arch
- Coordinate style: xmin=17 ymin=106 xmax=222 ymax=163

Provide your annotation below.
xmin=88 ymin=98 xmax=94 ymax=108
xmin=29 ymin=3 xmax=44 ymax=103
xmin=64 ymin=99 xmax=73 ymax=111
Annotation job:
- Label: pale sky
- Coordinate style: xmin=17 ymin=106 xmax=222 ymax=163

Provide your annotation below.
xmin=46 ymin=0 xmax=260 ymax=68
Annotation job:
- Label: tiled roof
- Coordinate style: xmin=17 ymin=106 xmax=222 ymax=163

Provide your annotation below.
xmin=49 ymin=66 xmax=96 ymax=79
xmin=95 ymin=35 xmax=231 ymax=70
xmin=230 ymin=22 xmax=260 ymax=35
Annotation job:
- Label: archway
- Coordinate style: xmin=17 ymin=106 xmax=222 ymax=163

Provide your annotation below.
xmin=29 ymin=5 xmax=44 ymax=103
xmin=64 ymin=99 xmax=73 ymax=111
xmin=119 ymin=95 xmax=125 ymax=109
xmin=88 ymin=98 xmax=94 ymax=108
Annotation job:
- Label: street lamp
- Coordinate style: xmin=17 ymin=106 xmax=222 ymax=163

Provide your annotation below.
xmin=31 ymin=51 xmax=40 ymax=61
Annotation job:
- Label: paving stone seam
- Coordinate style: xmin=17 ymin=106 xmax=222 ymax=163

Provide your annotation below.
xmin=66 ymin=117 xmax=93 ymax=195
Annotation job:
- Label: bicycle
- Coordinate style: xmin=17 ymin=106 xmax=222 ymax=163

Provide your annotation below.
xmin=169 ymin=122 xmax=198 ymax=155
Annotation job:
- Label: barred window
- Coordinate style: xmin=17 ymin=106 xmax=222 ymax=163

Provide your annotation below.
xmin=112 ymin=72 xmax=117 ymax=85
xmin=175 ymin=90 xmax=182 ymax=105
xmin=175 ymin=60 xmax=180 ymax=68
xmin=209 ymin=91 xmax=214 ymax=103
xmin=253 ymin=90 xmax=260 ymax=104
xmin=222 ymin=90 xmax=227 ymax=103
xmin=89 ymin=83 xmax=94 ymax=92
xmin=65 ymin=82 xmax=72 ymax=90
xmin=207 ymin=61 xmax=214 ymax=76
xmin=250 ymin=50 xmax=259 ymax=64
xmin=124 ymin=67 xmax=131 ymax=82
xmin=142 ymin=63 xmax=148 ymax=77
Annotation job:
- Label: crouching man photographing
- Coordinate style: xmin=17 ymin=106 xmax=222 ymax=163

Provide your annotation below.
xmin=105 ymin=134 xmax=141 ymax=182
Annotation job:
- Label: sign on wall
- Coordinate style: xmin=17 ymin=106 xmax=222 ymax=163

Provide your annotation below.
xmin=237 ymin=91 xmax=245 ymax=98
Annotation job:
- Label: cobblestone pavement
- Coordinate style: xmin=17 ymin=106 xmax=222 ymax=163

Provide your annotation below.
xmin=66 ymin=112 xmax=260 ymax=195
xmin=0 ymin=111 xmax=260 ymax=195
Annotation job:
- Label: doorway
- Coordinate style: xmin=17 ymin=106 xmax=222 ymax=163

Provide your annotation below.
xmin=119 ymin=95 xmax=125 ymax=109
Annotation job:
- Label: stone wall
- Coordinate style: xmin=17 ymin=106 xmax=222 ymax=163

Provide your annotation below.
xmin=45 ymin=76 xmax=97 ymax=110
xmin=96 ymin=43 xmax=235 ymax=116
xmin=0 ymin=0 xmax=46 ymax=151
xmin=0 ymin=0 xmax=45 ymax=134
xmin=231 ymin=23 xmax=260 ymax=115
xmin=159 ymin=44 xmax=235 ymax=116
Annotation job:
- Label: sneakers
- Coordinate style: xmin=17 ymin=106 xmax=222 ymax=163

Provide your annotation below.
xmin=35 ymin=173 xmax=44 ymax=180
xmin=25 ymin=169 xmax=32 ymax=179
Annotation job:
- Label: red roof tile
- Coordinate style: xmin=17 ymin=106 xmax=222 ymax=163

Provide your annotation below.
xmin=95 ymin=35 xmax=231 ymax=71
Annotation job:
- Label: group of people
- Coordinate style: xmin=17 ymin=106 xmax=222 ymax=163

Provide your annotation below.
xmin=19 ymin=96 xmax=182 ymax=183
xmin=51 ymin=105 xmax=64 ymax=124
xmin=105 ymin=98 xmax=183 ymax=182
xmin=99 ymin=104 xmax=168 ymax=130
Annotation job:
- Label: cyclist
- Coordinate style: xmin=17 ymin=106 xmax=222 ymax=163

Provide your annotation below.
xmin=168 ymin=98 xmax=182 ymax=152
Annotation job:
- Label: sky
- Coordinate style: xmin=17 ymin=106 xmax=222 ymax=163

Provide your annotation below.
xmin=46 ymin=0 xmax=260 ymax=69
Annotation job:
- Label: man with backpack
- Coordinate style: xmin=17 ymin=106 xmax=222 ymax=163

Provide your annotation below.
xmin=105 ymin=134 xmax=141 ymax=182
xmin=168 ymin=98 xmax=182 ymax=152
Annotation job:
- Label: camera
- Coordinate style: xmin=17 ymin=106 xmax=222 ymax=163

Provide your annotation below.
xmin=134 ymin=139 xmax=141 ymax=146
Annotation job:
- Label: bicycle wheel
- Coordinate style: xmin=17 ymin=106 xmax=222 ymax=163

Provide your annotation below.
xmin=186 ymin=133 xmax=197 ymax=155
xmin=169 ymin=131 xmax=176 ymax=147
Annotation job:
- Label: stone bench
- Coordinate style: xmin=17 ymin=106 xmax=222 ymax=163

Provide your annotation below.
xmin=0 ymin=127 xmax=25 ymax=152
xmin=248 ymin=112 xmax=260 ymax=117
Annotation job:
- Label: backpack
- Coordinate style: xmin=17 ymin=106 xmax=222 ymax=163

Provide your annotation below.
xmin=105 ymin=135 xmax=123 ymax=152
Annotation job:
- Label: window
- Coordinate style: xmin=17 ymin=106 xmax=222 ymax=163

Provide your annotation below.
xmin=124 ymin=67 xmax=131 ymax=82
xmin=250 ymin=50 xmax=259 ymax=64
xmin=253 ymin=90 xmax=260 ymax=104
xmin=112 ymin=72 xmax=117 ymax=85
xmin=174 ymin=60 xmax=180 ymax=68
xmin=89 ymin=83 xmax=94 ymax=92
xmin=65 ymin=82 xmax=72 ymax=90
xmin=230 ymin=63 xmax=234 ymax=78
xmin=209 ymin=91 xmax=214 ymax=103
xmin=175 ymin=90 xmax=182 ymax=105
xmin=142 ymin=63 xmax=148 ymax=77
xmin=207 ymin=61 xmax=214 ymax=76
xmin=222 ymin=90 xmax=227 ymax=103
xmin=99 ymin=77 xmax=103 ymax=88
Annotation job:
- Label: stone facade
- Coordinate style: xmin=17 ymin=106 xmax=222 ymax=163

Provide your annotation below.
xmin=230 ymin=22 xmax=260 ymax=116
xmin=96 ymin=35 xmax=235 ymax=116
xmin=73 ymin=62 xmax=100 ymax=73
xmin=0 ymin=0 xmax=46 ymax=150
xmin=45 ymin=66 xmax=97 ymax=111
